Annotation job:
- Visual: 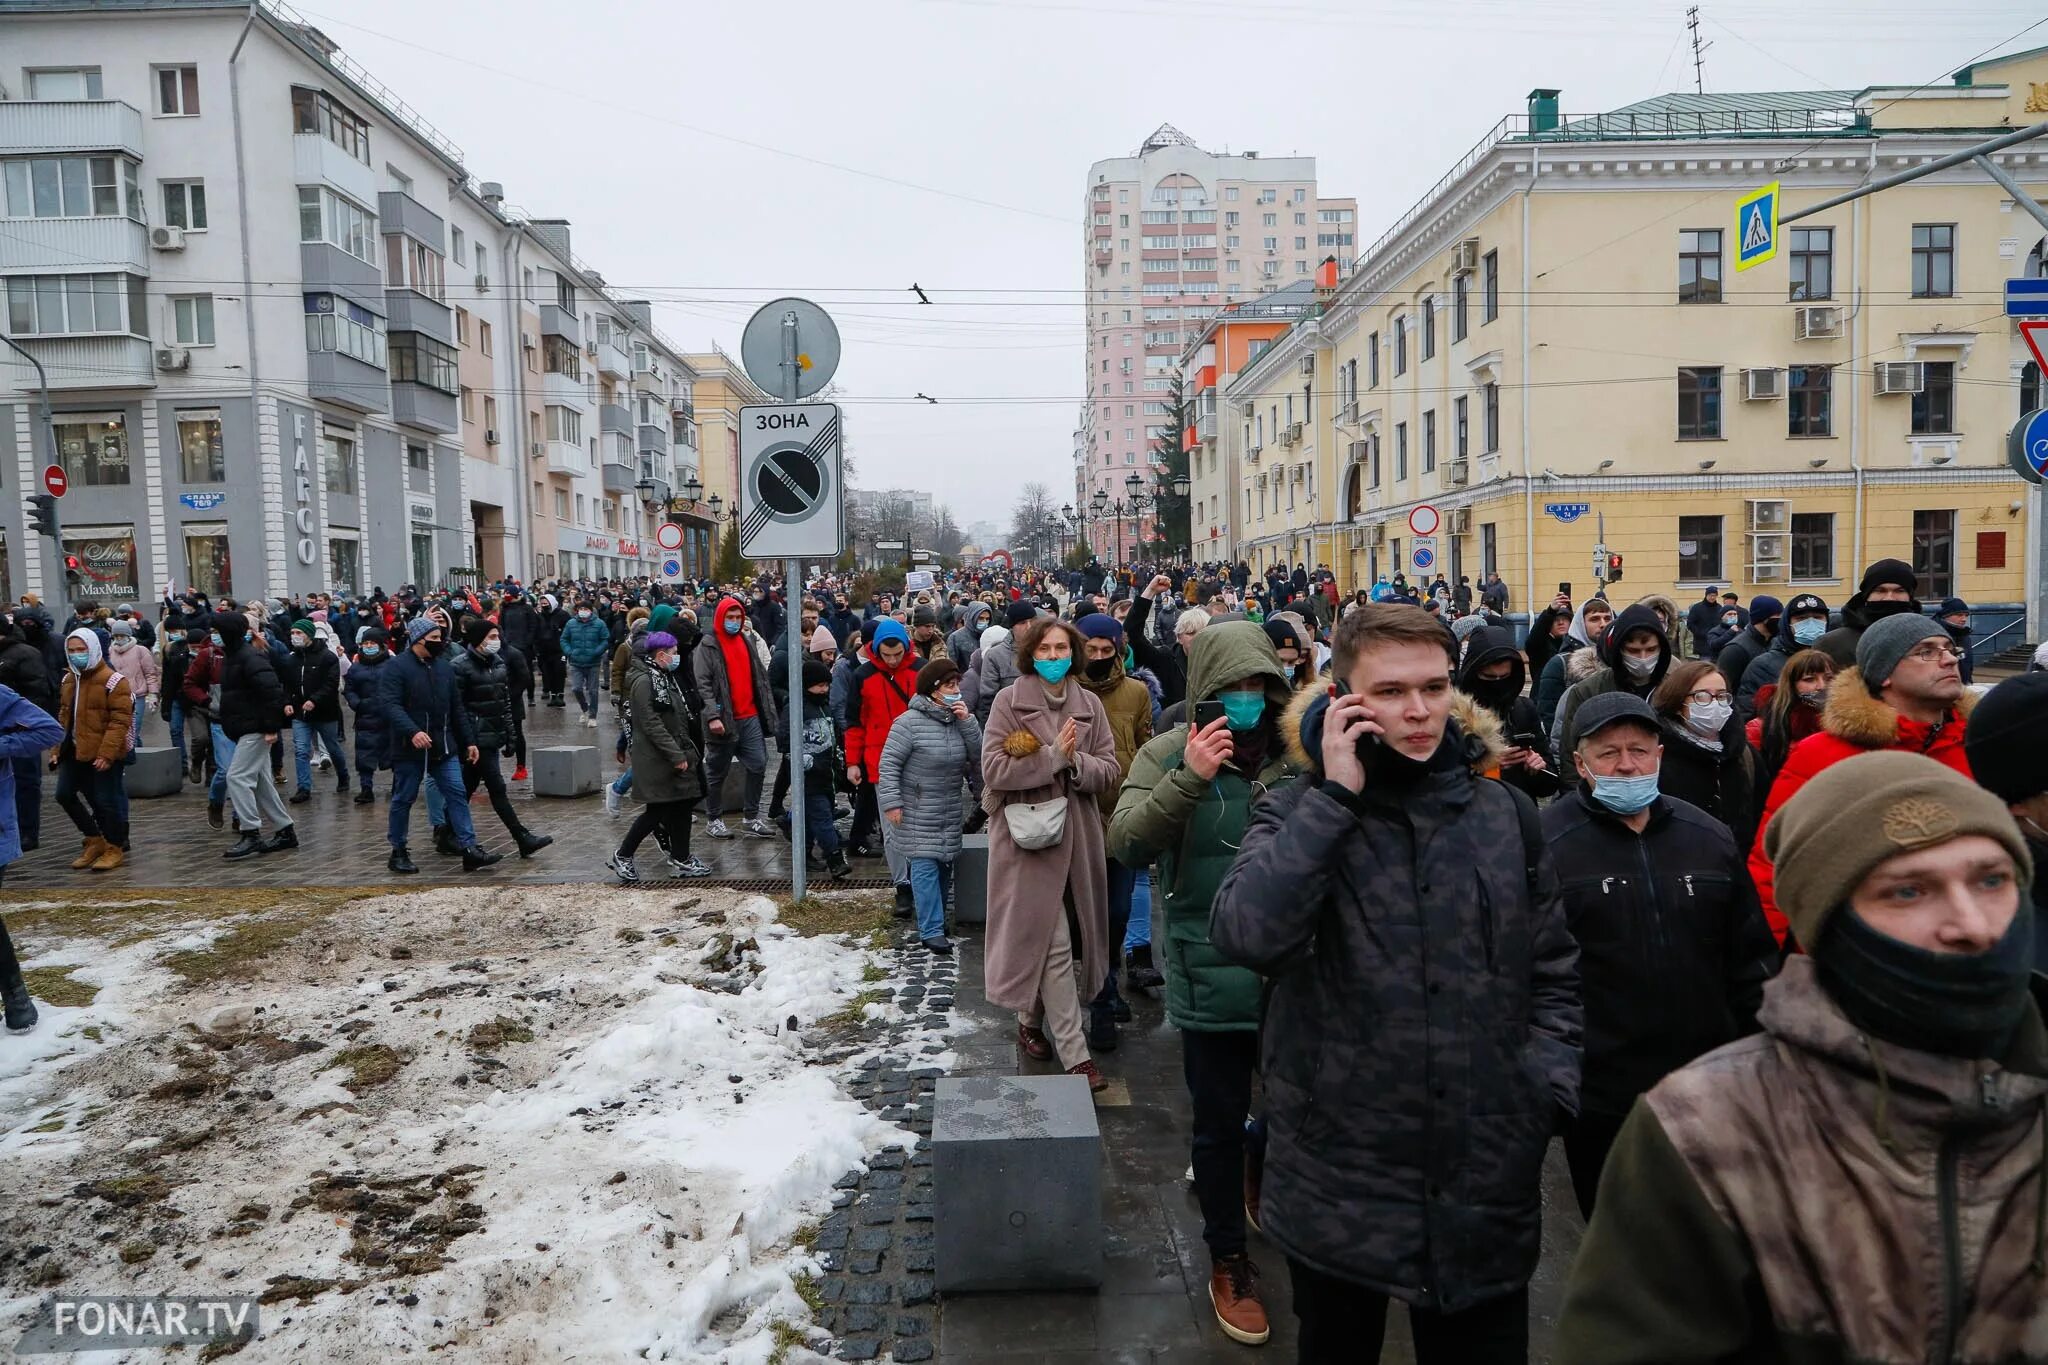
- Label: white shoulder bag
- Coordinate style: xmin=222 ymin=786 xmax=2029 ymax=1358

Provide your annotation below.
xmin=1002 ymin=790 xmax=1068 ymax=850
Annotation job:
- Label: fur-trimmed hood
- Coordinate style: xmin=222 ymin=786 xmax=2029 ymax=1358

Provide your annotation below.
xmin=1280 ymin=681 xmax=1506 ymax=775
xmin=1821 ymin=665 xmax=1977 ymax=748
xmin=1565 ymin=645 xmax=1607 ymax=685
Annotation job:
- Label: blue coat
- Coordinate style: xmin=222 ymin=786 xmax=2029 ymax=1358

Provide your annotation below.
xmin=378 ymin=648 xmax=473 ymax=762
xmin=560 ymin=615 xmax=612 ymax=668
xmin=0 ymin=684 xmax=64 ymax=864
xmin=343 ymin=651 xmax=394 ymax=769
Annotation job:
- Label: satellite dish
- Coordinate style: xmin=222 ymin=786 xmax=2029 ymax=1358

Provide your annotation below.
xmin=740 ymin=297 xmax=840 ymax=400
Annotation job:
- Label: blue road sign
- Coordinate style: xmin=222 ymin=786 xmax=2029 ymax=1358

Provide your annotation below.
xmin=2005 ymin=278 xmax=2048 ymax=317
xmin=1735 ymin=182 xmax=1780 ymax=271
xmin=662 ymin=557 xmax=683 ymax=577
xmin=1543 ymin=502 xmax=1591 ymax=523
xmin=2009 ymin=407 xmax=2048 ymax=485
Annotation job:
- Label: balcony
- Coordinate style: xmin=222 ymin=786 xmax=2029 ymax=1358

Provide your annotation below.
xmin=391 ymin=380 xmax=458 ymax=434
xmin=596 ymin=336 xmax=632 ymax=381
xmin=599 ymin=402 xmax=632 ymax=435
xmin=1093 ymin=248 xmax=1112 ymax=267
xmin=632 ymin=361 xmax=665 ymax=395
xmin=0 ymin=100 xmax=145 ymax=156
xmin=384 ymin=288 xmax=452 ymax=344
xmin=0 ymin=217 xmax=149 ymax=273
xmin=377 ymin=190 xmax=445 ymax=247
xmin=292 ymin=132 xmax=377 ymax=209
xmin=539 ymin=303 xmax=580 ymax=346
xmin=638 ymin=422 xmax=666 ymax=456
xmin=541 ymin=370 xmax=587 ymax=411
xmin=1 ymin=335 xmax=154 ymax=390
xmin=602 ymin=459 xmax=638 ymax=495
xmin=301 ymin=243 xmax=383 ymax=315
xmin=543 ymin=439 xmax=585 ymax=478
xmin=308 ymin=349 xmax=388 ymax=415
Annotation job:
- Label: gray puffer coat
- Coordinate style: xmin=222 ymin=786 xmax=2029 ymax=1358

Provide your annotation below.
xmin=876 ymin=694 xmax=981 ymax=862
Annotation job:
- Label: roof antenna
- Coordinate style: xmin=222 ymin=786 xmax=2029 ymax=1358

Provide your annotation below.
xmin=1687 ymin=6 xmax=1712 ymax=95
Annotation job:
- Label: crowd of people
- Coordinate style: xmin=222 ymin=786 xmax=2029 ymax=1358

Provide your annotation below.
xmin=0 ymin=548 xmax=2045 ymax=1364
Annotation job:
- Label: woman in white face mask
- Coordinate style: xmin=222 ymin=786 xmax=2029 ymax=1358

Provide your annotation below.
xmin=1649 ymin=660 xmax=1758 ymax=851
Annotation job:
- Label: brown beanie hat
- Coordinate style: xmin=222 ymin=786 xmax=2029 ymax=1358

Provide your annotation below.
xmin=1763 ymin=750 xmax=2034 ymax=948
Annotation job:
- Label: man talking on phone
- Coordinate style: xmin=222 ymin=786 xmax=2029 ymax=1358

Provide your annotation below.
xmin=1212 ymin=603 xmax=1581 ymax=1364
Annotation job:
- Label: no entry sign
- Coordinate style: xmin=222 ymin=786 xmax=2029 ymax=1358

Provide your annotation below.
xmin=42 ymin=465 xmax=67 ymax=498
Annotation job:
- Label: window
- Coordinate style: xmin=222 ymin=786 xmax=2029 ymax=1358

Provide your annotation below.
xmin=1263 ymin=214 xmax=1277 ymax=228
xmin=474 ymin=243 xmax=488 ymax=283
xmin=1367 ymin=332 xmax=1379 ymax=388
xmin=1677 ymin=366 xmax=1722 ymax=438
xmin=383 ymin=234 xmax=446 ymax=300
xmin=27 ymin=68 xmax=103 ymax=99
xmin=169 ymin=294 xmax=214 ymax=345
xmin=160 ymin=179 xmax=206 ymax=230
xmin=1678 ymin=515 xmax=1723 ymax=581
xmin=546 ymin=406 xmax=581 ymax=444
xmin=1258 ymin=189 xmax=1275 ymax=204
xmin=1789 ymin=227 xmax=1833 ymax=301
xmin=1452 ymin=274 xmax=1469 ymax=343
xmin=1421 ymin=298 xmax=1437 ymax=359
xmin=1482 ymin=250 xmax=1499 ymax=323
xmin=1912 ymin=360 xmax=1956 ymax=435
xmin=483 ymin=395 xmax=497 ymax=432
xmin=1393 ymin=317 xmax=1407 ymax=375
xmin=1790 ymin=512 xmax=1834 ymax=580
xmin=1395 ymin=422 xmax=1408 ymax=481
xmin=389 ymin=332 xmax=458 ymax=394
xmin=1454 ymin=395 xmax=1469 ymax=457
xmin=303 ymin=294 xmax=386 ymax=366
xmin=555 ymin=275 xmax=575 ymax=313
xmin=1225 ymin=187 xmax=1239 ymax=202
xmin=450 ymin=225 xmax=466 ymax=265
xmin=1422 ymin=409 xmax=1436 ymax=473
xmin=575 ymin=493 xmax=586 ymax=525
xmin=155 ymin=65 xmax=200 ymax=116
xmin=174 ymin=409 xmax=224 ymax=482
xmin=1913 ymin=509 xmax=1956 ymax=598
xmin=56 ymin=413 xmax=130 ymax=486
xmin=1911 ymin=224 xmax=1955 ymax=298
xmin=321 ymin=429 xmax=357 ymax=496
xmin=290 ymin=87 xmax=368 ymax=160
xmin=542 ymin=336 xmax=581 ymax=378
xmin=63 ymin=528 xmax=137 ymax=602
xmin=411 ymin=531 xmax=434 ymax=588
xmin=1788 ymin=365 xmax=1832 ymax=437
xmin=1482 ymin=522 xmax=1498 ymax=577
xmin=553 ymin=489 xmax=569 ymax=520
xmin=3 ymin=155 xmax=142 ymax=220
xmin=6 ymin=272 xmax=141 ymax=336
xmin=1679 ymin=229 xmax=1722 ymax=302
xmin=328 ymin=538 xmax=359 ymax=596
xmin=298 ymin=186 xmax=376 ymax=263
xmin=406 ymin=442 xmax=431 ymax=471
xmin=1294 ymin=234 xmax=1307 ymax=247
xmin=454 ymin=307 xmax=469 ymax=346
xmin=1484 ymin=381 xmax=1501 ymax=453
xmin=2023 ymin=361 xmax=2040 ymax=416
xmin=459 ymin=386 xmax=474 ymax=423
xmin=184 ymin=528 xmax=231 ymax=597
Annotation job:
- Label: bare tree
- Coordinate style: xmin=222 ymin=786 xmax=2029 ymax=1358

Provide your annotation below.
xmin=1010 ymin=481 xmax=1060 ymax=566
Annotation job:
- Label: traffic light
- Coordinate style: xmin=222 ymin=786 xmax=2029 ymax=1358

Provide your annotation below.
xmin=24 ymin=493 xmax=56 ymax=539
xmin=1606 ymin=552 xmax=1625 ymax=584
xmin=63 ymin=554 xmax=82 ymax=591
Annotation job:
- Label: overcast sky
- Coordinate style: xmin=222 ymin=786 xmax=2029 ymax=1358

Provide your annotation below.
xmin=302 ymin=0 xmax=2045 ymax=527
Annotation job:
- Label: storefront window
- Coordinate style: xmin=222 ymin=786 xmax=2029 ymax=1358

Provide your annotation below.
xmin=176 ymin=409 xmax=225 ymax=482
xmin=55 ymin=412 xmax=130 ymax=486
xmin=62 ymin=527 xmax=137 ymax=603
xmin=329 ymin=539 xmax=359 ymax=595
xmin=410 ymin=530 xmax=434 ymax=589
xmin=182 ymin=526 xmax=231 ymax=596
xmin=322 ymin=429 xmax=357 ymax=496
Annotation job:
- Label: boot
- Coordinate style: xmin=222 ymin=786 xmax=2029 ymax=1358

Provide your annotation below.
xmin=88 ymin=841 xmax=125 ymax=872
xmin=432 ymin=825 xmax=461 ymax=858
xmin=288 ymin=788 xmax=311 ymax=805
xmin=70 ymin=836 xmax=110 ymax=870
xmin=1207 ymin=1255 xmax=1270 ymax=1346
xmin=893 ymin=884 xmax=915 ymax=919
xmin=461 ymin=844 xmax=503 ymax=872
xmin=388 ymin=845 xmax=418 ymax=875
xmin=222 ymin=833 xmax=265 ymax=860
xmin=336 ymin=774 xmax=350 ymax=795
xmin=514 ymin=829 xmax=554 ymax=859
xmin=352 ymin=787 xmax=375 ymax=806
xmin=207 ymin=801 xmax=224 ymax=830
xmin=2 ymin=970 xmax=36 ymax=1034
xmin=1086 ymin=1000 xmax=1120 ymax=1054
xmin=1066 ymin=1059 xmax=1109 ymax=1094
xmin=264 ymin=825 xmax=299 ymax=852
xmin=1126 ymin=943 xmax=1165 ymax=992
xmin=825 ymin=849 xmax=851 ymax=880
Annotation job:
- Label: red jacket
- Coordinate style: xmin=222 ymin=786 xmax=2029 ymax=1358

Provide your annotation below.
xmin=1748 ymin=666 xmax=1974 ymax=948
xmin=843 ymin=640 xmax=921 ymax=782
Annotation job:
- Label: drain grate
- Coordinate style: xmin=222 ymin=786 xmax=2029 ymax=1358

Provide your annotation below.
xmin=618 ymin=876 xmax=894 ymax=892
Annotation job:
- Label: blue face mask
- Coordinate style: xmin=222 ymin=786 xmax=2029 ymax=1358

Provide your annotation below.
xmin=1792 ymin=618 xmax=1825 ymax=646
xmin=722 ymin=619 xmax=741 ymax=636
xmin=1589 ymin=770 xmax=1660 ymax=815
xmin=361 ymin=644 xmax=381 ymax=657
xmin=1219 ymin=690 xmax=1266 ymax=731
xmin=66 ymin=652 xmax=92 ymax=671
xmin=1033 ymin=657 xmax=1073 ymax=684
xmin=209 ymin=633 xmax=223 ymax=648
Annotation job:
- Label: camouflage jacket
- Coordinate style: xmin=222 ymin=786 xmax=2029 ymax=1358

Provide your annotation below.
xmin=1210 ymin=685 xmax=1582 ymax=1313
xmin=1556 ymin=958 xmax=2048 ymax=1364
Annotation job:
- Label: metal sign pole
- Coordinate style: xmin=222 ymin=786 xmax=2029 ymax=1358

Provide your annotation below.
xmin=780 ymin=310 xmax=808 ymax=902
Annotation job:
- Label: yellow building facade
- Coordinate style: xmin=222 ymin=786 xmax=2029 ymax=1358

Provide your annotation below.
xmin=1215 ymin=53 xmax=2048 ymax=638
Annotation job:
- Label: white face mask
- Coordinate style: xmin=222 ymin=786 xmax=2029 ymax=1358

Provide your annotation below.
xmin=482 ymin=638 xmax=502 ymax=656
xmin=1687 ymin=699 xmax=1732 ymax=734
xmin=1622 ymin=653 xmax=1659 ymax=679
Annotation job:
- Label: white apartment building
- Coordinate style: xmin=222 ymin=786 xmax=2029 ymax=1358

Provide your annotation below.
xmin=0 ymin=0 xmax=698 ymax=603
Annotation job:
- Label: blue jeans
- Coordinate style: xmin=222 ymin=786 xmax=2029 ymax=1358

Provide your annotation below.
xmin=166 ymin=698 xmax=187 ymax=764
xmin=570 ymin=662 xmax=602 ymax=718
xmin=293 ymin=718 xmax=349 ymax=791
xmin=209 ymin=723 xmax=233 ymax=804
xmin=1125 ymin=870 xmax=1153 ymax=953
xmin=11 ymin=753 xmax=41 ymax=849
xmin=907 ymin=857 xmax=953 ymax=943
xmin=785 ymin=785 xmax=841 ymax=856
xmin=388 ymin=749 xmax=475 ymax=850
xmin=611 ymin=768 xmax=633 ymax=796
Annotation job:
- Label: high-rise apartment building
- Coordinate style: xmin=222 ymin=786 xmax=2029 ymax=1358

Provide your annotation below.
xmin=1079 ymin=124 xmax=1353 ymax=561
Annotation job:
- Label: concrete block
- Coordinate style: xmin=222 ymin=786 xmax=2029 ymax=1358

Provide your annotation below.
xmin=953 ymin=833 xmax=990 ymax=925
xmin=530 ymin=745 xmax=599 ymax=797
xmin=126 ymin=745 xmax=185 ymax=799
xmin=932 ymin=1074 xmax=1101 ymax=1292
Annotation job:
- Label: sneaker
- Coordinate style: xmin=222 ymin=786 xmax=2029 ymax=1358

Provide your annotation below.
xmin=1067 ymin=1059 xmax=1109 ymax=1094
xmin=1208 ymin=1255 xmax=1270 ymax=1346
xmin=706 ymin=819 xmax=733 ymax=839
xmin=206 ymin=801 xmax=225 ymax=831
xmin=289 ymin=788 xmax=311 ymax=805
xmin=1126 ymin=943 xmax=1165 ymax=992
xmin=604 ymin=785 xmax=623 ymax=818
xmin=742 ymin=817 xmax=775 ymax=838
xmin=825 ymin=849 xmax=852 ymax=880
xmin=512 ymin=766 xmax=529 ymax=782
xmin=1016 ymin=1023 xmax=1053 ymax=1062
xmin=608 ymin=853 xmax=639 ymax=883
xmin=670 ymin=856 xmax=713 ymax=878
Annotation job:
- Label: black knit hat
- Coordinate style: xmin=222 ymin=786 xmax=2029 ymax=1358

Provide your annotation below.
xmin=1859 ymin=558 xmax=1917 ymax=596
xmin=461 ymin=614 xmax=495 ymax=647
xmin=1964 ymin=672 xmax=2048 ymax=805
xmin=802 ymin=658 xmax=832 ymax=690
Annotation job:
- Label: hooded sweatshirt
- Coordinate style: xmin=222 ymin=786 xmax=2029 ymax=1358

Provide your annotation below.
xmin=1456 ymin=625 xmax=1562 ymax=800
xmin=1550 ymin=603 xmax=1672 ymax=766
xmin=712 ymin=598 xmax=757 ymax=721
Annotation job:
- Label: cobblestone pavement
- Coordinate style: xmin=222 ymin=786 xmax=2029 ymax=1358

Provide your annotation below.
xmin=7 ymin=697 xmax=852 ymax=890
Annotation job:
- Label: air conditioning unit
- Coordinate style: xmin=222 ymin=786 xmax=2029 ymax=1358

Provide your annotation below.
xmin=1875 ymin=361 xmax=1925 ymax=395
xmin=1289 ymin=464 xmax=1306 ymax=484
xmin=1286 ymin=421 xmax=1304 ymax=442
xmin=1449 ymin=238 xmax=1480 ymax=274
xmin=1748 ymin=498 xmax=1789 ymax=532
xmin=520 ymin=331 xmax=537 ymax=351
xmin=1444 ymin=458 xmax=1469 ymax=486
xmin=1794 ymin=305 xmax=1843 ymax=340
xmin=474 ymin=273 xmax=490 ymax=292
xmin=149 ymin=225 xmax=186 ymax=252
xmin=529 ymin=440 xmax=545 ymax=458
xmin=1361 ymin=523 xmax=1385 ymax=547
xmin=1246 ymin=444 xmax=1261 ymax=463
xmin=1298 ymin=355 xmax=1315 ymax=376
xmin=1276 ymin=429 xmax=1296 ymax=449
xmin=1347 ymin=439 xmax=1369 ymax=461
xmin=484 ymin=429 xmax=499 ymax=446
xmin=1742 ymin=367 xmax=1784 ymax=401
xmin=1447 ymin=507 xmax=1472 ymax=534
xmin=154 ymin=346 xmax=190 ymax=371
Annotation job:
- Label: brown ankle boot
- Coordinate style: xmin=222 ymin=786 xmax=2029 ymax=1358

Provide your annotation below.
xmin=89 ymin=842 xmax=125 ymax=872
xmin=1208 ymin=1255 xmax=1270 ymax=1346
xmin=70 ymin=836 xmax=108 ymax=870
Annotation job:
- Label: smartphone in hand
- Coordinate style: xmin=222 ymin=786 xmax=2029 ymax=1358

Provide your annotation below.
xmin=1193 ymin=699 xmax=1226 ymax=730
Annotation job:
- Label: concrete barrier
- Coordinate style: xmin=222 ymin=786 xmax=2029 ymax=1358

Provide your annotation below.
xmin=127 ymin=745 xmax=185 ymax=799
xmin=953 ymin=832 xmax=990 ymax=925
xmin=932 ymin=1074 xmax=1102 ymax=1292
xmin=530 ymin=745 xmax=599 ymax=797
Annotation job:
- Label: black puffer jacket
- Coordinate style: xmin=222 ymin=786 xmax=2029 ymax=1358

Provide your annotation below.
xmin=0 ymin=627 xmax=56 ymax=714
xmin=450 ymin=645 xmax=516 ymax=751
xmin=1211 ymin=687 xmax=1581 ymax=1314
xmin=1655 ymin=713 xmax=1758 ymax=851
xmin=1538 ymin=785 xmax=1778 ymax=1120
xmin=343 ymin=649 xmax=393 ymax=762
xmin=1455 ymin=625 xmax=1561 ymax=801
xmin=214 ymin=613 xmax=286 ymax=741
xmin=279 ymin=643 xmax=343 ymax=723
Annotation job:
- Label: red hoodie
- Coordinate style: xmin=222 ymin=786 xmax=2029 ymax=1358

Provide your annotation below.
xmin=713 ymin=598 xmax=757 ymax=720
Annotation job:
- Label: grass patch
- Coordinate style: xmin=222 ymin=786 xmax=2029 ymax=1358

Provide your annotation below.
xmin=791 ymin=1272 xmax=825 ymax=1315
xmin=790 ymin=1222 xmax=819 ymax=1250
xmin=4 ymin=888 xmax=379 ymax=987
xmin=21 ymin=966 xmax=97 ymax=1007
xmin=820 ymin=988 xmax=887 ymax=1032
xmin=330 ymin=1045 xmax=404 ymax=1092
xmin=160 ymin=891 xmax=375 ymax=986
xmin=466 ymin=1017 xmax=534 ymax=1052
xmin=119 ymin=1241 xmax=155 ymax=1265
xmin=767 ymin=1320 xmax=810 ymax=1365
xmin=773 ymin=891 xmax=893 ymax=941
xmin=860 ymin=962 xmax=887 ymax=984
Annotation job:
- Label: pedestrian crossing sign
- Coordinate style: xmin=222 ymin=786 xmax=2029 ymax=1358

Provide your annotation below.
xmin=1735 ymin=182 xmax=1780 ymax=271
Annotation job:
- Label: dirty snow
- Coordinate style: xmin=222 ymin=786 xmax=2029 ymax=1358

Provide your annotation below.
xmin=0 ymin=885 xmax=909 ymax=1362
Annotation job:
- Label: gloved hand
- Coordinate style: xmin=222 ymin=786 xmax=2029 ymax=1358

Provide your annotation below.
xmin=501 ymin=744 xmax=516 ymax=759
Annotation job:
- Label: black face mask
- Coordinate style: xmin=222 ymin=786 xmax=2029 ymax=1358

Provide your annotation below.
xmin=421 ymin=639 xmax=447 ymax=657
xmin=1863 ymin=597 xmax=1915 ymax=621
xmin=1814 ymin=905 xmax=2036 ymax=1059
xmin=1084 ymin=657 xmax=1115 ymax=681
xmin=1468 ymin=676 xmax=1520 ymax=713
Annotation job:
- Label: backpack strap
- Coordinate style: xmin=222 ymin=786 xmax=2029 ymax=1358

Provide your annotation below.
xmin=1502 ymin=779 xmax=1544 ymax=896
